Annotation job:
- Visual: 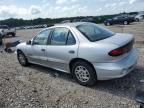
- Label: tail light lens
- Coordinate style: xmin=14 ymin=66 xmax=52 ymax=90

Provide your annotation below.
xmin=109 ymin=39 xmax=134 ymax=57
xmin=109 ymin=48 xmax=124 ymax=56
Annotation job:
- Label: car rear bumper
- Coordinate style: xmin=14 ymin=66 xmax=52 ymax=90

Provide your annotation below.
xmin=93 ymin=48 xmax=139 ymax=80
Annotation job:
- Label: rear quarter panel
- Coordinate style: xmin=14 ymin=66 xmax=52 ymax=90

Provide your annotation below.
xmin=77 ymin=42 xmax=133 ymax=63
xmin=78 ymin=42 xmax=120 ymax=63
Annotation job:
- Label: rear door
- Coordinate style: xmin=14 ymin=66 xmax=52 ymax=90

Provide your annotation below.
xmin=117 ymin=16 xmax=124 ymax=24
xmin=45 ymin=27 xmax=78 ymax=72
xmin=113 ymin=16 xmax=122 ymax=24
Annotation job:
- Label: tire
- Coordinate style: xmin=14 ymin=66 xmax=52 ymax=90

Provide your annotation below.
xmin=136 ymin=18 xmax=139 ymax=22
xmin=17 ymin=51 xmax=29 ymax=66
xmin=5 ymin=48 xmax=12 ymax=53
xmin=105 ymin=22 xmax=111 ymax=26
xmin=140 ymin=104 xmax=144 ymax=108
xmin=11 ymin=33 xmax=16 ymax=37
xmin=72 ymin=61 xmax=97 ymax=86
xmin=123 ymin=21 xmax=129 ymax=25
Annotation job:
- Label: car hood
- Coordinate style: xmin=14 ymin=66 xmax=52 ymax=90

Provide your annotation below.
xmin=98 ymin=33 xmax=134 ymax=47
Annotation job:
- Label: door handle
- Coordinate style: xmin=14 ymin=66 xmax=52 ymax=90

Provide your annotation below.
xmin=69 ymin=50 xmax=75 ymax=54
xmin=41 ymin=49 xmax=45 ymax=52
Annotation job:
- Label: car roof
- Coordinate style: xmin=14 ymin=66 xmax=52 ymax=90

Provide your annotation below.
xmin=54 ymin=22 xmax=93 ymax=27
xmin=42 ymin=22 xmax=95 ymax=32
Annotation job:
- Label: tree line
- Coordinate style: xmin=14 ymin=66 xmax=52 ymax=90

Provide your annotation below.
xmin=0 ymin=12 xmax=138 ymax=27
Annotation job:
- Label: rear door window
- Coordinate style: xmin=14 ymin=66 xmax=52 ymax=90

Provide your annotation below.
xmin=66 ymin=32 xmax=76 ymax=45
xmin=50 ymin=28 xmax=69 ymax=45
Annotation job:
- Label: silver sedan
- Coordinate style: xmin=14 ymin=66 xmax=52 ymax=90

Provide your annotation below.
xmin=16 ymin=22 xmax=139 ymax=86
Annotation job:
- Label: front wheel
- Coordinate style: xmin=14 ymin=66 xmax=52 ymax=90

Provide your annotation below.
xmin=72 ymin=61 xmax=97 ymax=86
xmin=17 ymin=51 xmax=29 ymax=66
xmin=123 ymin=21 xmax=129 ymax=25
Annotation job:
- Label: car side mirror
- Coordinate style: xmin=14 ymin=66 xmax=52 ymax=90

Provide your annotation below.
xmin=26 ymin=40 xmax=32 ymax=45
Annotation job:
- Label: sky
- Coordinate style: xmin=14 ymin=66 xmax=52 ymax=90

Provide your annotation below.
xmin=0 ymin=0 xmax=144 ymax=20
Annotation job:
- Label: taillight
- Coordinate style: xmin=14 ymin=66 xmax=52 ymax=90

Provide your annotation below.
xmin=109 ymin=39 xmax=134 ymax=57
xmin=109 ymin=48 xmax=124 ymax=56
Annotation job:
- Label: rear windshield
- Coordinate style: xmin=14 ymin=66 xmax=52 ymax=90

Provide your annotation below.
xmin=77 ymin=24 xmax=115 ymax=42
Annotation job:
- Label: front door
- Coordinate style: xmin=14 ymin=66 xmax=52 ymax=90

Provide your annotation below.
xmin=26 ymin=29 xmax=51 ymax=65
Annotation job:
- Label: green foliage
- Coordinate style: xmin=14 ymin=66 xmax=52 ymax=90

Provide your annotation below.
xmin=0 ymin=12 xmax=138 ymax=27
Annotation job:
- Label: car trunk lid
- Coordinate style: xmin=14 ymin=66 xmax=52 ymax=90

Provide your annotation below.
xmin=100 ymin=33 xmax=134 ymax=46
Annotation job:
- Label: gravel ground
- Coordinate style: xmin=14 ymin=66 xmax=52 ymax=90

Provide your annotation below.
xmin=0 ymin=22 xmax=144 ymax=108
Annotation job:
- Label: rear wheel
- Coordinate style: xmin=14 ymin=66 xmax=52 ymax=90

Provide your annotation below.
xmin=17 ymin=51 xmax=29 ymax=66
xmin=72 ymin=61 xmax=97 ymax=86
xmin=123 ymin=21 xmax=129 ymax=25
xmin=135 ymin=18 xmax=139 ymax=22
xmin=11 ymin=33 xmax=15 ymax=37
xmin=140 ymin=104 xmax=144 ymax=108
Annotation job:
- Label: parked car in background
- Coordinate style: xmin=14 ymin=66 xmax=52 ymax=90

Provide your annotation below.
xmin=135 ymin=14 xmax=144 ymax=22
xmin=80 ymin=17 xmax=94 ymax=22
xmin=72 ymin=18 xmax=95 ymax=23
xmin=104 ymin=15 xmax=135 ymax=26
xmin=16 ymin=22 xmax=139 ymax=86
xmin=0 ymin=25 xmax=16 ymax=37
xmin=60 ymin=20 xmax=71 ymax=24
xmin=72 ymin=19 xmax=81 ymax=22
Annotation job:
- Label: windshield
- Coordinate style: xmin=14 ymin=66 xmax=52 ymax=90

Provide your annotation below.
xmin=77 ymin=24 xmax=115 ymax=42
